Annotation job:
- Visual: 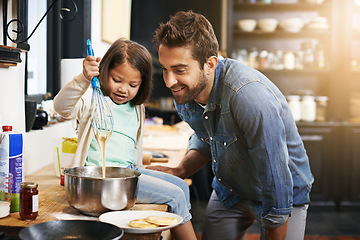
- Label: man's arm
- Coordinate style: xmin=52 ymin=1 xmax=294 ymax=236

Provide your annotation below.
xmin=146 ymin=149 xmax=210 ymax=179
xmin=265 ymin=217 xmax=289 ymax=240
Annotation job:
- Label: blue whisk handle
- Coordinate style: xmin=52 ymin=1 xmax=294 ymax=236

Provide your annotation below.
xmin=92 ymin=76 xmax=100 ymax=88
xmin=87 ymin=39 xmax=100 ymax=88
xmin=87 ymin=39 xmax=94 ymax=56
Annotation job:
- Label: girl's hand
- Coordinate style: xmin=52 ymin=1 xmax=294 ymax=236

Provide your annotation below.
xmin=83 ymin=55 xmax=101 ymax=82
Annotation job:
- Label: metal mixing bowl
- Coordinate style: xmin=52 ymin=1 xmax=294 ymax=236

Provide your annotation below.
xmin=64 ymin=166 xmax=141 ymax=216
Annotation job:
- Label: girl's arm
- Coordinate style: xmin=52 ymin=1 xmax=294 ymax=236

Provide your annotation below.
xmin=54 ymin=56 xmax=99 ymax=119
xmin=53 ymin=73 xmax=91 ymax=119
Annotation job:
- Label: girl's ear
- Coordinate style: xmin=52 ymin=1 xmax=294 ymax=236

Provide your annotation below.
xmin=204 ymin=56 xmax=218 ymax=75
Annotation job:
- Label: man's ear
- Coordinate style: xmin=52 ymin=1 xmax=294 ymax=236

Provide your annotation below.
xmin=204 ymin=56 xmax=218 ymax=75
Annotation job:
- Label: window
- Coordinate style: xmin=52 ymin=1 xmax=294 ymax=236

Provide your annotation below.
xmin=27 ymin=2 xmax=47 ymax=95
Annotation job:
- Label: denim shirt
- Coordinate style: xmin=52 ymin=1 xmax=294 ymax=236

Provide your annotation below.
xmin=175 ymin=58 xmax=314 ymax=223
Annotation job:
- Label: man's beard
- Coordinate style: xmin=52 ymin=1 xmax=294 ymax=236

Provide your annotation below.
xmin=173 ymin=71 xmax=208 ymax=105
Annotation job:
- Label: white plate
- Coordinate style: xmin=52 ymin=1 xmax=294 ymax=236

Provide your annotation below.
xmin=99 ymin=210 xmax=183 ymax=234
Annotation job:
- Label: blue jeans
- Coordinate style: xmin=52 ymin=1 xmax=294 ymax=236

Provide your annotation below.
xmin=135 ymin=168 xmax=192 ymax=224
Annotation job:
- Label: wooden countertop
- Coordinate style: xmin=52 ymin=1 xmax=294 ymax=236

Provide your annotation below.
xmin=0 ymin=122 xmax=192 ymax=239
xmin=0 ymin=165 xmax=167 ymax=239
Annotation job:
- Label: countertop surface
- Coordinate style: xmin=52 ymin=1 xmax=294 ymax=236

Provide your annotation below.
xmin=0 ymin=123 xmax=192 ymax=239
xmin=0 ymin=165 xmax=167 ymax=237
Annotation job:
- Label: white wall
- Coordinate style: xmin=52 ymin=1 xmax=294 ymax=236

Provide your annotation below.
xmin=23 ymin=120 xmax=76 ymax=176
xmin=0 ymin=58 xmax=26 ymax=131
xmin=0 ymin=1 xmax=113 ymax=176
xmin=91 ymin=0 xmax=111 ymax=57
xmin=0 ymin=0 xmax=25 ymax=131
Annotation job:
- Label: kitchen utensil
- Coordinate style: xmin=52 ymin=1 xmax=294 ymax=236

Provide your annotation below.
xmin=86 ymin=39 xmax=114 ymax=177
xmin=142 ymin=152 xmax=169 ymax=165
xmin=279 ymin=18 xmax=304 ymax=32
xmin=306 ymin=17 xmax=329 ymax=30
xmin=19 ymin=220 xmax=124 ymax=240
xmin=305 ymin=0 xmax=324 ymax=4
xmin=64 ymin=166 xmax=140 ymax=216
xmin=258 ymin=18 xmax=278 ymax=32
xmin=32 ymin=109 xmax=48 ymax=130
xmin=25 ymin=101 xmax=37 ymax=132
xmin=0 ymin=173 xmax=13 ymax=218
xmin=237 ymin=19 xmax=257 ymax=32
xmin=143 ymin=150 xmax=169 ymax=159
xmin=99 ymin=210 xmax=182 ymax=234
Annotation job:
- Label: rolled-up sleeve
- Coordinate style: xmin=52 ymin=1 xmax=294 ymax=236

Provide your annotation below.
xmin=262 ymin=212 xmax=289 ymax=229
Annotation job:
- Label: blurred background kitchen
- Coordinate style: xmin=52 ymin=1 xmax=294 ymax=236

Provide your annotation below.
xmin=1 ymin=0 xmax=360 ymax=238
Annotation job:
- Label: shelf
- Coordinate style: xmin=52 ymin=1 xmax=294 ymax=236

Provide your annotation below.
xmin=234 ymin=2 xmax=331 ymax=11
xmin=0 ymin=45 xmax=22 ymax=66
xmin=259 ymin=68 xmax=330 ymax=74
xmin=228 ymin=0 xmax=355 ymax=122
xmin=233 ymin=29 xmax=331 ymax=38
xmin=296 ymin=121 xmax=342 ymax=127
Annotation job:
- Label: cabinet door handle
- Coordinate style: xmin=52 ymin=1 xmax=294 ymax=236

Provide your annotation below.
xmin=301 ymin=135 xmax=324 ymax=141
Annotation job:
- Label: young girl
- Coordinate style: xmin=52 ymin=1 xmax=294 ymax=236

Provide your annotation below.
xmin=53 ymin=38 xmax=196 ymax=240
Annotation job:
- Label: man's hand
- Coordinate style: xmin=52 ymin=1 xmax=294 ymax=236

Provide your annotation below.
xmin=145 ymin=165 xmax=179 ymax=176
xmin=146 ymin=149 xmax=210 ymax=179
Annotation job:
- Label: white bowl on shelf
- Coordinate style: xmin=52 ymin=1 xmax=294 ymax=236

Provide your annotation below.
xmin=257 ymin=18 xmax=278 ymax=32
xmin=237 ymin=19 xmax=257 ymax=32
xmin=279 ymin=18 xmax=304 ymax=33
xmin=305 ymin=0 xmax=324 ymax=4
xmin=306 ymin=17 xmax=329 ymax=30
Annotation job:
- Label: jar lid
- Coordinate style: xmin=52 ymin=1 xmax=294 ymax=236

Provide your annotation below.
xmin=315 ymin=96 xmax=328 ymax=101
xmin=2 ymin=125 xmax=12 ymax=132
xmin=287 ymin=95 xmax=301 ymax=100
xmin=302 ymin=95 xmax=315 ymax=99
xmin=20 ymin=182 xmax=38 ymax=189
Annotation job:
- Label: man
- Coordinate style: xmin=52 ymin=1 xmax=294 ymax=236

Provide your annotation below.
xmin=149 ymin=10 xmax=314 ymax=240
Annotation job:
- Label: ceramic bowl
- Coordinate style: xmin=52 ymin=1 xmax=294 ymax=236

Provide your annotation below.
xmin=279 ymin=18 xmax=304 ymax=33
xmin=305 ymin=0 xmax=324 ymax=4
xmin=237 ymin=19 xmax=257 ymax=32
xmin=257 ymin=18 xmax=278 ymax=32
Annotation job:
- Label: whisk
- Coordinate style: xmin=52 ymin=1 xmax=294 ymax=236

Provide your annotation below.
xmin=86 ymin=39 xmax=114 ymax=177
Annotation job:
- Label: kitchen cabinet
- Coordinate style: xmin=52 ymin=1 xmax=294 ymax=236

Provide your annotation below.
xmin=297 ymin=123 xmax=342 ymax=209
xmin=227 ymin=0 xmax=360 ymax=208
xmin=343 ymin=124 xmax=360 ymax=203
xmin=227 ymin=0 xmax=349 ymax=122
xmin=296 ymin=122 xmax=360 ymax=209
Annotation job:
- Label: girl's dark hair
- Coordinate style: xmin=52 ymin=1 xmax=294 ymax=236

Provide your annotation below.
xmin=99 ymin=38 xmax=153 ymax=105
xmin=154 ymin=10 xmax=219 ymax=69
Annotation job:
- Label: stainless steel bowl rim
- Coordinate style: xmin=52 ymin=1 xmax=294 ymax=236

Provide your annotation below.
xmin=63 ymin=166 xmax=141 ymax=180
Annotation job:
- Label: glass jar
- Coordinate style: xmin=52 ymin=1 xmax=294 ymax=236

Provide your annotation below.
xmin=301 ymin=95 xmax=316 ymax=122
xmin=315 ymin=43 xmax=326 ymax=70
xmin=235 ymin=49 xmax=248 ymax=65
xmin=295 ymin=50 xmax=304 ymax=70
xmin=272 ymin=50 xmax=284 ymax=70
xmin=19 ymin=182 xmax=38 ymax=221
xmin=284 ymin=51 xmax=295 ymax=70
xmin=248 ymin=47 xmax=258 ymax=69
xmin=258 ymin=50 xmax=268 ymax=70
xmin=287 ymin=95 xmax=301 ymax=121
xmin=302 ymin=41 xmax=314 ymax=69
xmin=315 ymin=96 xmax=328 ymax=122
